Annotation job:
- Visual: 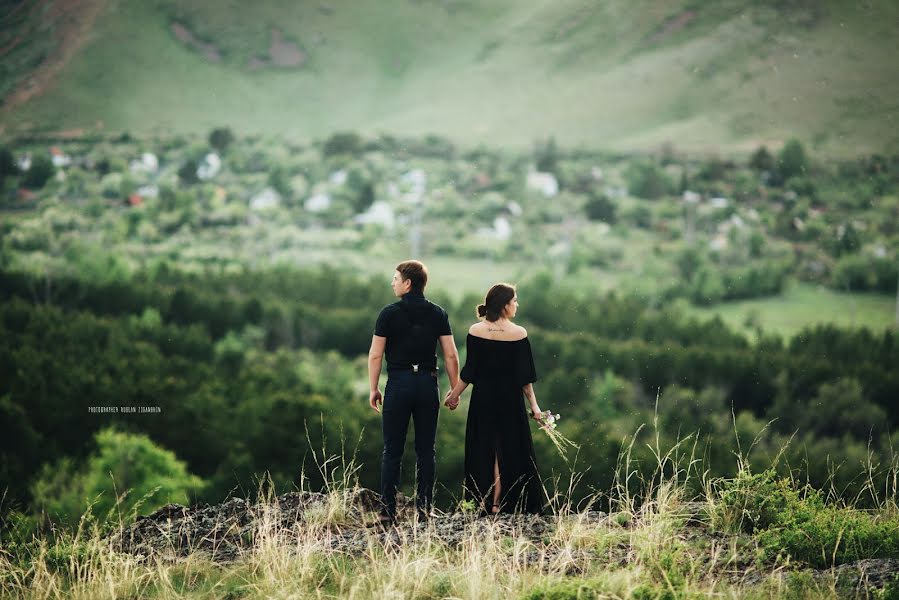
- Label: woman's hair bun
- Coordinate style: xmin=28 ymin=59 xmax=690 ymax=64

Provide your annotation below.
xmin=476 ymin=304 xmax=488 ymax=318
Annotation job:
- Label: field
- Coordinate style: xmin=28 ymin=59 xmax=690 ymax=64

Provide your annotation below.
xmin=3 ymin=0 xmax=899 ymax=155
xmin=682 ymin=281 xmax=897 ymax=339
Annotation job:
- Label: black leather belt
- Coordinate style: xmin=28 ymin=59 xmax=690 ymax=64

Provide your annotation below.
xmin=390 ymin=364 xmax=438 ymax=375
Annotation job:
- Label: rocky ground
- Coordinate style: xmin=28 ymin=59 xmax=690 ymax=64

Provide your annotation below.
xmin=105 ymin=489 xmax=899 ymax=595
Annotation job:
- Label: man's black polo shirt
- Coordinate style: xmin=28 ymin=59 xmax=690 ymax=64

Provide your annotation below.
xmin=374 ymin=291 xmax=452 ymax=373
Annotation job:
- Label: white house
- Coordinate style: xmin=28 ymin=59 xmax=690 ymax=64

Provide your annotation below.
xmin=682 ymin=190 xmax=701 ymax=204
xmin=130 ymin=152 xmax=158 ymax=174
xmin=354 ymin=201 xmax=396 ymax=228
xmin=250 ymin=187 xmax=282 ymax=211
xmin=197 ymin=153 xmax=221 ymax=180
xmin=305 ymin=192 xmax=332 ymax=212
xmin=328 ymin=169 xmax=348 ymax=185
xmin=526 ymin=171 xmax=558 ymax=197
xmin=137 ymin=184 xmax=159 ymax=198
xmin=493 ymin=215 xmax=512 ymax=240
xmin=50 ymin=149 xmax=71 ymax=168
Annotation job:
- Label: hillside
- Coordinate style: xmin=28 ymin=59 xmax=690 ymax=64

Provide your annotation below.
xmin=1 ymin=0 xmax=898 ymax=155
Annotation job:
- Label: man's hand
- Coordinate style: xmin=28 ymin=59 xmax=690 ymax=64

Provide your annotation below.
xmin=370 ymin=389 xmax=383 ymax=413
xmin=444 ymin=389 xmax=459 ymax=411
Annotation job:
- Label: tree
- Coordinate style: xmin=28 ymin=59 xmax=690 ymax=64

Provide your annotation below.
xmin=533 ymin=136 xmax=559 ymax=175
xmin=177 ymin=159 xmax=199 ymax=185
xmin=22 ymin=153 xmax=55 ymax=190
xmin=624 ymin=161 xmax=673 ymax=199
xmin=676 ymin=246 xmax=704 ymax=282
xmin=208 ymin=127 xmax=235 ymax=153
xmin=584 ymin=191 xmax=616 ymax=223
xmin=0 ymin=147 xmax=17 ymax=186
xmin=323 ymin=132 xmax=363 ymax=157
xmin=30 ymin=427 xmax=205 ymax=527
xmin=749 ymin=146 xmax=774 ymax=172
xmin=346 ymin=167 xmax=376 ymax=214
xmin=777 ymin=139 xmax=808 ymax=182
xmin=799 ymin=379 xmax=886 ymax=439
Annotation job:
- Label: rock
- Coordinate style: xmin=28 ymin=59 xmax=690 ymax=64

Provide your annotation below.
xmin=828 ymin=558 xmax=899 ymax=592
xmin=100 ymin=489 xmax=897 ymax=595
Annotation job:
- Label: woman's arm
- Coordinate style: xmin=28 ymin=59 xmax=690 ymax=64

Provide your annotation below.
xmin=523 ymin=383 xmax=541 ymax=419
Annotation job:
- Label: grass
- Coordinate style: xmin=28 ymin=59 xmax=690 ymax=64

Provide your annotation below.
xmin=5 ymin=420 xmax=899 ymax=599
xmin=3 ymin=0 xmax=899 ymax=155
xmin=679 ymin=281 xmax=897 ymax=340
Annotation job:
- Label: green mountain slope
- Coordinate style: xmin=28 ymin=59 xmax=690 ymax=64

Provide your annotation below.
xmin=2 ymin=0 xmax=898 ymax=155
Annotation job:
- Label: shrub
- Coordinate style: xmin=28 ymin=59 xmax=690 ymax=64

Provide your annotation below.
xmin=832 ymin=252 xmax=896 ymax=292
xmin=208 ymin=127 xmax=235 ymax=153
xmin=21 ymin=153 xmax=56 ymax=189
xmin=713 ymin=469 xmax=899 ymax=568
xmin=777 ymin=139 xmax=809 ymax=183
xmin=625 ymin=161 xmax=673 ymax=199
xmin=177 ymin=158 xmax=199 ymax=184
xmin=622 ymin=204 xmax=653 ymax=229
xmin=584 ymin=191 xmax=616 ymax=223
xmin=533 ymin=136 xmax=559 ymax=175
xmin=323 ymin=132 xmax=363 ymax=157
xmin=0 ymin=147 xmax=17 ymax=184
xmin=30 ymin=427 xmax=205 ymax=528
xmin=675 ymin=246 xmax=704 ymax=282
xmin=749 ymin=146 xmax=775 ymax=172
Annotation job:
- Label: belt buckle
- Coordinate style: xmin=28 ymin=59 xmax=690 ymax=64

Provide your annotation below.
xmin=412 ymin=364 xmax=419 ymax=373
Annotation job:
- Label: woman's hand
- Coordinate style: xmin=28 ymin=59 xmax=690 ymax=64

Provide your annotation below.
xmin=530 ymin=405 xmax=542 ymax=421
xmin=444 ymin=389 xmax=460 ymax=410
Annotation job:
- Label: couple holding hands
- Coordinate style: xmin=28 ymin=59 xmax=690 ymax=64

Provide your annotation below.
xmin=368 ymin=260 xmax=545 ymax=525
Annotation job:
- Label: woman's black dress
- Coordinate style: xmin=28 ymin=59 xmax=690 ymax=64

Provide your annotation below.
xmin=460 ymin=334 xmax=545 ymax=514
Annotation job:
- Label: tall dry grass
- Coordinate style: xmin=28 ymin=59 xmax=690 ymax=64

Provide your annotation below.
xmin=3 ymin=417 xmax=898 ymax=600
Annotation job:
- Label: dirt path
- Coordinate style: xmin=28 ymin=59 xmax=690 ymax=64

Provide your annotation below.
xmin=1 ymin=0 xmax=108 ymax=132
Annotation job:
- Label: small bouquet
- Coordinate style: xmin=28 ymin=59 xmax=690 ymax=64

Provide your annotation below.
xmin=529 ymin=408 xmax=579 ymax=460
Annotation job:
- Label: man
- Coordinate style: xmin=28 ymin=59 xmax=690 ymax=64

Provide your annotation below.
xmin=368 ymin=260 xmax=460 ymax=524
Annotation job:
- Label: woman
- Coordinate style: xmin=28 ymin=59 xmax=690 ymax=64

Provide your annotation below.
xmin=444 ymin=283 xmax=546 ymax=515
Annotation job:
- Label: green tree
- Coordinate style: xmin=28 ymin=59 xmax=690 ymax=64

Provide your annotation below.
xmin=749 ymin=146 xmax=774 ymax=172
xmin=22 ymin=153 xmax=56 ymax=190
xmin=323 ymin=132 xmax=363 ymax=157
xmin=177 ymin=159 xmax=199 ymax=185
xmin=799 ymin=378 xmax=886 ymax=439
xmin=31 ymin=427 xmax=205 ymax=527
xmin=584 ymin=191 xmax=616 ymax=223
xmin=624 ymin=161 xmax=673 ymax=199
xmin=533 ymin=136 xmax=559 ymax=175
xmin=208 ymin=127 xmax=235 ymax=153
xmin=777 ymin=139 xmax=808 ymax=181
xmin=675 ymin=246 xmax=704 ymax=282
xmin=0 ymin=147 xmax=17 ymax=186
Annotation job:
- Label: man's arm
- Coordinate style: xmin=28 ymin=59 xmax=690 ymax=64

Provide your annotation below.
xmin=368 ymin=335 xmax=387 ymax=412
xmin=438 ymin=334 xmax=460 ymax=389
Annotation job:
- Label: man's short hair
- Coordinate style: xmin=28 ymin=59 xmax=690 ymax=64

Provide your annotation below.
xmin=396 ymin=260 xmax=428 ymax=293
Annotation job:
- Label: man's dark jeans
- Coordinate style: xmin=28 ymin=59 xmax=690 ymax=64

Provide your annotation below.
xmin=380 ymin=369 xmax=439 ymax=517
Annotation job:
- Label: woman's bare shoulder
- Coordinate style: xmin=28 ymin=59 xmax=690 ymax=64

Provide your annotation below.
xmin=469 ymin=322 xmax=485 ymax=334
xmin=512 ymin=324 xmax=528 ymax=340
